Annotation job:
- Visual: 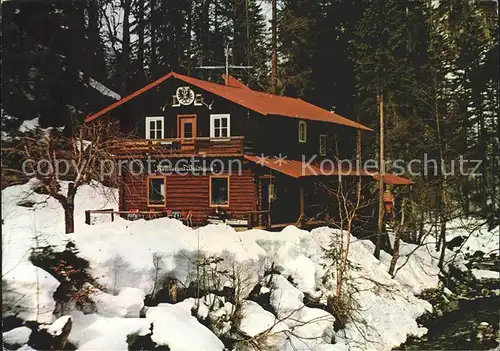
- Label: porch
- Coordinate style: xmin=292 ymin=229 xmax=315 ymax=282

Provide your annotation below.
xmin=109 ymin=136 xmax=251 ymax=158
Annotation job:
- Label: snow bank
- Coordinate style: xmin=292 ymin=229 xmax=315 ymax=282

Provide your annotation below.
xmin=265 ymin=274 xmax=335 ymax=347
xmin=2 ymin=326 xmax=32 ymax=348
xmin=425 ymin=218 xmax=499 ymax=257
xmin=89 ymin=285 xmax=145 ymax=318
xmin=4 ymin=181 xmax=492 ymax=350
xmin=2 ymin=180 xmax=117 ymax=323
xmin=311 ymin=231 xmax=431 ymax=350
xmin=238 ymin=300 xmax=288 ymax=337
xmin=146 ymin=303 xmax=225 ymax=350
xmin=3 ymin=263 xmax=60 ymax=324
xmin=378 ymin=234 xmax=462 ymax=295
xmin=69 ymin=312 xmax=151 ymax=350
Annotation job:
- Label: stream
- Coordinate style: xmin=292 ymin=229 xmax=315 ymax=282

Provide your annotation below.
xmin=400 ymin=296 xmax=499 ymax=350
xmin=397 ymin=256 xmax=499 ymax=350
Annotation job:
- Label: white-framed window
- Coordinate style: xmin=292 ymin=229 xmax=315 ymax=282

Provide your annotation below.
xmin=319 ymin=134 xmax=327 ymax=156
xmin=145 ymin=116 xmax=164 ymax=140
xmin=210 ymin=114 xmax=231 ymax=138
xmin=298 ymin=120 xmax=307 ymax=143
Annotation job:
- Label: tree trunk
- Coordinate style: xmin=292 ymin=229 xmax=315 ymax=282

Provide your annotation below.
xmin=64 ymin=183 xmax=77 ymax=234
xmin=417 ymin=207 xmax=424 ymax=244
xmin=174 ymin=4 xmax=182 ymax=70
xmin=388 ymin=229 xmax=400 ymax=277
xmin=271 ymin=0 xmax=278 ymax=93
xmin=187 ymin=0 xmax=193 ymax=75
xmin=374 ymin=92 xmax=385 ymax=259
xmin=356 ymin=128 xmax=362 ymax=216
xmin=337 ymin=218 xmax=353 ymax=298
xmin=136 ymin=0 xmax=146 ymax=84
xmin=245 ymin=0 xmax=250 ymax=66
xmin=120 ymin=0 xmax=131 ymax=94
xmin=435 ymin=97 xmax=447 ymax=269
xmin=86 ymin=0 xmax=106 ymax=80
xmin=389 ymin=199 xmax=405 ymax=276
xmin=64 ymin=204 xmax=75 ymax=234
xmin=150 ymin=0 xmax=157 ymax=78
xmin=437 ymin=217 xmax=446 ymax=269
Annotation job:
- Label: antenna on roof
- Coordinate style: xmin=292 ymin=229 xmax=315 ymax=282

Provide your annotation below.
xmin=196 ymin=44 xmax=253 ymax=85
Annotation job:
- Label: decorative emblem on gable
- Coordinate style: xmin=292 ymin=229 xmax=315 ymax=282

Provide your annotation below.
xmin=169 ymin=86 xmax=204 ymax=109
xmin=176 ymin=86 xmax=195 ymax=105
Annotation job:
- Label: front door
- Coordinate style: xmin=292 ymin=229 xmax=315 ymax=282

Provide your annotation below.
xmin=260 ymin=177 xmax=275 ymax=227
xmin=177 ymin=115 xmax=197 ymax=150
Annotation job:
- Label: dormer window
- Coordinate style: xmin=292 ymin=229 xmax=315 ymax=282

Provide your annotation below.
xmin=210 ymin=114 xmax=231 ymax=138
xmin=145 ymin=116 xmax=164 ymax=140
xmin=298 ymin=120 xmax=307 ymax=143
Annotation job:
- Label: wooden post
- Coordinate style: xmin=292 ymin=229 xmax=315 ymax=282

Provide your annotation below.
xmin=85 ymin=210 xmax=91 ymax=225
xmin=299 ymin=185 xmax=305 ymax=228
xmin=267 ymin=211 xmax=271 ymax=229
xmin=375 ymin=92 xmax=385 ymax=259
xmin=356 ymin=128 xmax=362 ymax=203
xmin=103 ymin=208 xmax=114 ymax=222
xmin=247 ymin=212 xmax=253 ymax=229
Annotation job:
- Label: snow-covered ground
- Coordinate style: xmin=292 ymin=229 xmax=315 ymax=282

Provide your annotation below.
xmin=424 ymin=217 xmax=499 ymax=257
xmin=2 ymin=180 xmax=497 ymax=350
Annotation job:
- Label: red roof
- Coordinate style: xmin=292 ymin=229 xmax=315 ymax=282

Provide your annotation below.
xmin=244 ymin=155 xmax=414 ymax=185
xmin=244 ymin=155 xmax=368 ymax=178
xmin=371 ymin=173 xmax=415 ymax=185
xmin=85 ymin=72 xmax=372 ymax=131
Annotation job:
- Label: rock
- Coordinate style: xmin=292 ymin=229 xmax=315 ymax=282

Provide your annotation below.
xmin=31 ymin=316 xmax=72 ymax=350
xmin=3 ymin=326 xmax=32 ymax=348
xmin=447 ymin=236 xmax=466 ymax=250
xmin=480 ymin=321 xmax=489 ymax=326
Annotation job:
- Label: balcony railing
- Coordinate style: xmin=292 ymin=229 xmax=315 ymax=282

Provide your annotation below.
xmin=109 ymin=136 xmax=247 ymax=158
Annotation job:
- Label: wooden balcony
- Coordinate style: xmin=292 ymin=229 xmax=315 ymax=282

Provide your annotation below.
xmin=109 ymin=136 xmax=248 ymax=158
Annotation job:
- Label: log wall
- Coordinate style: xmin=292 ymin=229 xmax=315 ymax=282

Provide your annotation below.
xmin=120 ymin=163 xmax=257 ymax=225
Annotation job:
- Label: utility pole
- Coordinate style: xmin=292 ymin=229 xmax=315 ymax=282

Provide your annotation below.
xmin=196 ymin=45 xmax=253 ymax=85
xmin=246 ymin=0 xmax=250 ymax=67
xmin=225 ymin=45 xmax=229 ymax=85
xmin=374 ymin=91 xmax=385 ymax=259
xmin=271 ymin=0 xmax=278 ymax=93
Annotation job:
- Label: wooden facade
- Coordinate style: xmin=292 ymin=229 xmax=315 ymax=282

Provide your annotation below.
xmin=119 ymin=160 xmax=257 ymax=225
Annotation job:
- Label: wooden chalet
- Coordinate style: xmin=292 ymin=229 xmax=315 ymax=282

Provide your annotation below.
xmin=85 ymin=72 xmax=412 ymax=229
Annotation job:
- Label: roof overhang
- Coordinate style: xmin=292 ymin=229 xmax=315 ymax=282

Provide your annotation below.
xmin=371 ymin=173 xmax=415 ymax=185
xmin=244 ymin=154 xmax=368 ymax=178
xmin=244 ymin=154 xmax=414 ymax=185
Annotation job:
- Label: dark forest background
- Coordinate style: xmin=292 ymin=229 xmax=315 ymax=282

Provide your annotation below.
xmin=1 ymin=0 xmax=499 ymax=221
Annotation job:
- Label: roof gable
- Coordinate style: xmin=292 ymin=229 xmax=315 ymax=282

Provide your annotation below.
xmin=84 ymin=72 xmax=372 ymax=131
